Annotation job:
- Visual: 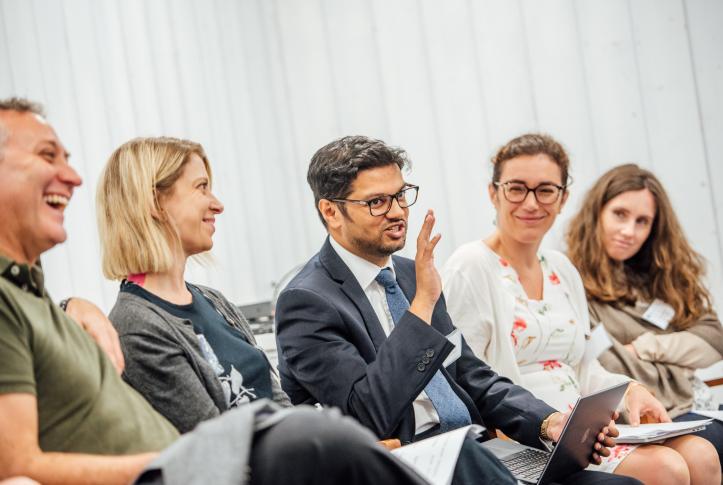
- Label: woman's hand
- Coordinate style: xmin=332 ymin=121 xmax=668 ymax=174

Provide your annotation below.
xmin=625 ymin=383 xmax=671 ymax=426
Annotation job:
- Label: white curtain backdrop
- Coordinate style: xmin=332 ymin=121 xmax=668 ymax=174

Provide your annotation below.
xmin=1 ymin=0 xmax=722 ymax=311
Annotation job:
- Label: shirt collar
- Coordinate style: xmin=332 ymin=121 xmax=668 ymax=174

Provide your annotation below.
xmin=0 ymin=253 xmax=46 ymax=297
xmin=329 ymin=236 xmax=395 ymax=290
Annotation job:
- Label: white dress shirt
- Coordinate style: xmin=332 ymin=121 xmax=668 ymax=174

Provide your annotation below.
xmin=329 ymin=236 xmax=439 ymax=434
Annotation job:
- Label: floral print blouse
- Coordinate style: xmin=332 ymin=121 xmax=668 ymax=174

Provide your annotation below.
xmin=499 ymin=254 xmax=586 ymax=412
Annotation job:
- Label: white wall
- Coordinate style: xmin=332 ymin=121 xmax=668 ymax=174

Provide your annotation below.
xmin=1 ymin=0 xmax=722 ymax=311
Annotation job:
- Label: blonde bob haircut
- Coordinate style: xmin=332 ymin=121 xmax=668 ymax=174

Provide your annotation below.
xmin=97 ymin=136 xmax=212 ymax=280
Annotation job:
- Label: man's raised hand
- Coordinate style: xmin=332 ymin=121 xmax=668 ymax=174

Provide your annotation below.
xmin=409 ymin=210 xmax=442 ymax=324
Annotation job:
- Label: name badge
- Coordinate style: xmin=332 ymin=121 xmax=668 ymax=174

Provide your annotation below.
xmin=443 ymin=329 xmax=463 ymax=367
xmin=642 ymin=299 xmax=675 ymax=330
xmin=583 ymin=324 xmax=613 ymax=364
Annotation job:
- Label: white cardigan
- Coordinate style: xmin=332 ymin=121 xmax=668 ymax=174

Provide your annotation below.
xmin=442 ymin=240 xmax=628 ymax=405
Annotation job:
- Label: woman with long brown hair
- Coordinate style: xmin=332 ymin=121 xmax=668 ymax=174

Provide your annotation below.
xmin=567 ymin=163 xmax=722 ymax=467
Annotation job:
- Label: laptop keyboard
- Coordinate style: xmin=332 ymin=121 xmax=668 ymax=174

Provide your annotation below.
xmin=500 ymin=447 xmax=549 ymax=482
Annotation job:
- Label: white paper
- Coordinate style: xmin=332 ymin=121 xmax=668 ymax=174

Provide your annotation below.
xmin=391 ymin=425 xmax=485 ymax=485
xmin=641 ymin=299 xmax=675 ymax=330
xmin=583 ymin=324 xmax=613 ymax=364
xmin=443 ymin=329 xmax=462 ymax=367
xmin=691 ymin=410 xmax=723 ymax=422
xmin=616 ymin=419 xmax=712 ymax=442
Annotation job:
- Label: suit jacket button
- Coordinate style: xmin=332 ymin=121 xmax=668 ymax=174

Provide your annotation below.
xmin=422 ymin=356 xmax=431 ymax=364
xmin=417 ymin=363 xmax=426 ymax=372
xmin=426 ymin=349 xmax=434 ymax=358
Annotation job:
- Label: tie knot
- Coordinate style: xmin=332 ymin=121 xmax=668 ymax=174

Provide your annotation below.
xmin=375 ymin=268 xmax=397 ymax=292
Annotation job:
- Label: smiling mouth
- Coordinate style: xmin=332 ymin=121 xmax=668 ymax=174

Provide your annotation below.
xmin=516 ymin=215 xmax=545 ymax=223
xmin=43 ymin=194 xmax=70 ymax=209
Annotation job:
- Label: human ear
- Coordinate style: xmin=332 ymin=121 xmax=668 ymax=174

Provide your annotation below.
xmin=559 ymin=190 xmax=570 ymax=213
xmin=318 ymin=199 xmax=341 ymax=230
xmin=150 ymin=205 xmax=164 ymax=221
xmin=488 ymin=183 xmax=499 ymax=209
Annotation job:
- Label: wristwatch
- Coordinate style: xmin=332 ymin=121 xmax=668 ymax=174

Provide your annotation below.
xmin=59 ymin=298 xmax=72 ymax=312
xmin=540 ymin=412 xmax=556 ymax=441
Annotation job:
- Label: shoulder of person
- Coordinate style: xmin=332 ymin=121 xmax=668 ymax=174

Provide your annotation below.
xmin=279 ymin=253 xmax=328 ymax=294
xmin=108 ymin=290 xmax=181 ymax=336
xmin=443 ymin=240 xmax=499 ymax=286
xmin=191 ymin=283 xmax=231 ymax=307
xmin=540 ymin=249 xmax=579 ymax=277
xmin=446 ymin=240 xmax=498 ymax=269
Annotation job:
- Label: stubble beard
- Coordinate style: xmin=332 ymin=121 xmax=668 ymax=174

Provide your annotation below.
xmin=350 ymin=231 xmax=406 ymax=261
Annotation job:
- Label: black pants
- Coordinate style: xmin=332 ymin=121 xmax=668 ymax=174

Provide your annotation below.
xmin=247 ymin=409 xmax=427 ymax=485
xmin=673 ymin=410 xmax=723 ymax=470
xmin=452 ymin=437 xmax=642 ymax=485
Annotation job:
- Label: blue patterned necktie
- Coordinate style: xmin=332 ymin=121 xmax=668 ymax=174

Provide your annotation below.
xmin=375 ymin=267 xmax=472 ymax=433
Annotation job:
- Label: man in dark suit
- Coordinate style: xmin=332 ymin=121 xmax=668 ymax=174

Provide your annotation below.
xmin=275 ymin=136 xmax=639 ymax=485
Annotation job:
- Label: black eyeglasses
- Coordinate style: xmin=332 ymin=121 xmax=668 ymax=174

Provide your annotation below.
xmin=493 ymin=181 xmax=567 ymax=204
xmin=331 ymin=185 xmax=419 ymax=216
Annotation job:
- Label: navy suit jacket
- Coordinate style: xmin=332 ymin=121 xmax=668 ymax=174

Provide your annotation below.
xmin=275 ymin=238 xmax=555 ymax=444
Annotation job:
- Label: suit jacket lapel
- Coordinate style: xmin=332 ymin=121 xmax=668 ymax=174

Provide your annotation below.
xmin=319 ymin=238 xmax=388 ymax=351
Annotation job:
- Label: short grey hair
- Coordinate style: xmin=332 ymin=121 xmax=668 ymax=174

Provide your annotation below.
xmin=0 ymin=97 xmax=46 ymax=160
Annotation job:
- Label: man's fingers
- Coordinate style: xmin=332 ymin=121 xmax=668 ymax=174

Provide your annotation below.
xmin=100 ymin=331 xmax=123 ymax=373
xmin=425 ymin=233 xmax=441 ymax=257
xmin=607 ymin=421 xmax=619 ymax=438
xmin=93 ymin=326 xmax=125 ymax=374
xmin=591 ymin=452 xmax=601 ymax=465
xmin=417 ymin=211 xmax=434 ymax=242
xmin=113 ymin=342 xmax=125 ymax=373
xmin=111 ymin=338 xmax=125 ymax=374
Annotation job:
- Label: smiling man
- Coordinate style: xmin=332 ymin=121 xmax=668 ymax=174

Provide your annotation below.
xmin=275 ymin=135 xmax=643 ymax=485
xmin=0 ymin=100 xmax=431 ymax=485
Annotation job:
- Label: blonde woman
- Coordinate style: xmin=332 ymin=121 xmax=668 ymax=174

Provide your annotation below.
xmin=97 ymin=137 xmax=291 ymax=434
xmin=567 ymin=163 xmax=722 ymax=468
xmin=442 ymin=134 xmax=720 ymax=484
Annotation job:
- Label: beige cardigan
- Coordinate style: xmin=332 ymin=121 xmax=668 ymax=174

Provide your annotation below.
xmin=589 ymin=300 xmax=723 ymax=418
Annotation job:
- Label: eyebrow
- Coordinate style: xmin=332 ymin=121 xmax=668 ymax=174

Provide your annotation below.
xmin=502 ymin=178 xmax=560 ymax=186
xmin=357 ymin=183 xmax=408 ymax=199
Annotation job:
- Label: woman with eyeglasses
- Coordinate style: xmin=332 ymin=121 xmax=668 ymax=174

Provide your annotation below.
xmin=566 ymin=163 xmax=723 ymax=468
xmin=442 ymin=134 xmax=720 ymax=484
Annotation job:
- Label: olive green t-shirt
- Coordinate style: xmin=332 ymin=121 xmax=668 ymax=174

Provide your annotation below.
xmin=0 ymin=255 xmax=179 ymax=454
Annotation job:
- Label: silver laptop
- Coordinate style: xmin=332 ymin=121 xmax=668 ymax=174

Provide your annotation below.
xmin=482 ymin=382 xmax=629 ymax=484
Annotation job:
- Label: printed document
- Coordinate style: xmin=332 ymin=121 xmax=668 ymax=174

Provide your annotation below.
xmin=616 ymin=419 xmax=712 ymax=443
xmin=391 ymin=425 xmax=485 ymax=485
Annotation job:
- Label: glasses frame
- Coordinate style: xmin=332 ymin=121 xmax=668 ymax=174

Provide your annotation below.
xmin=493 ymin=181 xmax=568 ymax=205
xmin=331 ymin=184 xmax=419 ymax=217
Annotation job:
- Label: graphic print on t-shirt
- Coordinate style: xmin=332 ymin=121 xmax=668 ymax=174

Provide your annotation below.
xmin=196 ymin=334 xmax=257 ymax=407
xmin=220 ymin=365 xmax=257 ymax=407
